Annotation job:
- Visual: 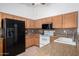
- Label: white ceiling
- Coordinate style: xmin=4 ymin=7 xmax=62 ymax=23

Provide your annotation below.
xmin=20 ymin=3 xmax=51 ymax=7
xmin=0 ymin=3 xmax=78 ymax=20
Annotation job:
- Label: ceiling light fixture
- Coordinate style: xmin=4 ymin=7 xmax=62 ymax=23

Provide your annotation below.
xmin=31 ymin=3 xmax=46 ymax=5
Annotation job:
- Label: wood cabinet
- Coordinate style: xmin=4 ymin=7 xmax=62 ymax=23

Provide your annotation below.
xmin=0 ymin=39 xmax=3 ymax=56
xmin=26 ymin=19 xmax=36 ymax=28
xmin=0 ymin=12 xmax=26 ymax=28
xmin=1 ymin=12 xmax=26 ymax=21
xmin=0 ymin=13 xmax=2 ymax=28
xmin=35 ymin=17 xmax=52 ymax=28
xmin=35 ymin=19 xmax=42 ymax=28
xmin=63 ymin=12 xmax=78 ymax=28
xmin=1 ymin=13 xmax=14 ymax=19
xmin=34 ymin=36 xmax=39 ymax=46
xmin=35 ymin=12 xmax=78 ymax=29
xmin=25 ymin=19 xmax=31 ymax=28
xmin=25 ymin=34 xmax=39 ymax=48
xmin=30 ymin=20 xmax=36 ymax=28
xmin=25 ymin=36 xmax=34 ymax=48
xmin=32 ymin=20 xmax=38 ymax=28
xmin=52 ymin=12 xmax=78 ymax=28
xmin=52 ymin=15 xmax=63 ymax=28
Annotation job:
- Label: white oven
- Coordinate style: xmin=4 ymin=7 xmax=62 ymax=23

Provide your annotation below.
xmin=39 ymin=30 xmax=54 ymax=48
xmin=39 ymin=35 xmax=50 ymax=48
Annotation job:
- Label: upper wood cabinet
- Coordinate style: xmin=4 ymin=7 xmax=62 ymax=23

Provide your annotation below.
xmin=1 ymin=12 xmax=26 ymax=21
xmin=26 ymin=19 xmax=36 ymax=28
xmin=35 ymin=17 xmax=52 ymax=28
xmin=1 ymin=13 xmax=14 ymax=19
xmin=52 ymin=15 xmax=63 ymax=28
xmin=35 ymin=19 xmax=42 ymax=28
xmin=30 ymin=20 xmax=36 ymax=28
xmin=35 ymin=12 xmax=78 ymax=29
xmin=0 ymin=12 xmax=26 ymax=28
xmin=0 ymin=13 xmax=2 ymax=28
xmin=63 ymin=12 xmax=78 ymax=28
xmin=26 ymin=19 xmax=31 ymax=28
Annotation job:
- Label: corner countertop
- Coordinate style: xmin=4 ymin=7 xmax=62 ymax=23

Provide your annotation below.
xmin=0 ymin=38 xmax=3 ymax=40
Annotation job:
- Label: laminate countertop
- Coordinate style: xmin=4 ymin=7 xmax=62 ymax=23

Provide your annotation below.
xmin=0 ymin=38 xmax=3 ymax=40
xmin=50 ymin=35 xmax=79 ymax=56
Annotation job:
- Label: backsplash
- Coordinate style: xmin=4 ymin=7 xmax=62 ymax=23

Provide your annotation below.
xmin=0 ymin=28 xmax=2 ymax=38
xmin=43 ymin=30 xmax=54 ymax=36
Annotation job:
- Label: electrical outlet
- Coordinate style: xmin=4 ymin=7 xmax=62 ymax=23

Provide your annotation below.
xmin=64 ymin=30 xmax=66 ymax=33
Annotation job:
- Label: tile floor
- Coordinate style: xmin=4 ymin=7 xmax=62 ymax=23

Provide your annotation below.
xmin=18 ymin=44 xmax=50 ymax=56
xmin=18 ymin=41 xmax=78 ymax=56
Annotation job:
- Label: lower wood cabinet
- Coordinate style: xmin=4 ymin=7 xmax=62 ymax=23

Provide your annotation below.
xmin=34 ymin=37 xmax=39 ymax=46
xmin=25 ymin=38 xmax=32 ymax=48
xmin=25 ymin=35 xmax=39 ymax=48
xmin=0 ymin=39 xmax=3 ymax=56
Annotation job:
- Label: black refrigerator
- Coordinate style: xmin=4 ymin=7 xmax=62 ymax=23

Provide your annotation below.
xmin=2 ymin=18 xmax=25 ymax=56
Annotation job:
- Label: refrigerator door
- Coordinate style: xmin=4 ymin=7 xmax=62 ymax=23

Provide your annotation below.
xmin=2 ymin=18 xmax=25 ymax=56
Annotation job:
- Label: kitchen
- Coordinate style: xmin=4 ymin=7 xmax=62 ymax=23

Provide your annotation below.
xmin=0 ymin=3 xmax=79 ymax=56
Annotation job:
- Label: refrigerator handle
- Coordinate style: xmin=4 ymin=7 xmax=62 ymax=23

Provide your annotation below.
xmin=14 ymin=24 xmax=18 ymax=42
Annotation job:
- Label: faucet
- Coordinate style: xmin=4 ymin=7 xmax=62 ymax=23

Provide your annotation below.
xmin=64 ymin=30 xmax=67 ymax=37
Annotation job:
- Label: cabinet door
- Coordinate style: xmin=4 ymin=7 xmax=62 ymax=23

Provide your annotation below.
xmin=25 ymin=35 xmax=39 ymax=48
xmin=2 ymin=13 xmax=14 ymax=19
xmin=63 ymin=12 xmax=78 ymax=28
xmin=30 ymin=20 xmax=35 ymax=28
xmin=13 ymin=16 xmax=26 ymax=21
xmin=0 ymin=39 xmax=3 ymax=56
xmin=26 ymin=19 xmax=35 ymax=28
xmin=25 ymin=20 xmax=27 ymax=28
xmin=25 ymin=38 xmax=32 ymax=48
xmin=0 ymin=13 xmax=2 ymax=28
xmin=25 ymin=38 xmax=30 ymax=48
xmin=34 ymin=37 xmax=39 ymax=46
xmin=25 ymin=36 xmax=35 ymax=48
xmin=35 ymin=17 xmax=52 ymax=28
xmin=26 ymin=19 xmax=31 ymax=28
xmin=44 ymin=17 xmax=52 ymax=24
xmin=35 ymin=19 xmax=42 ymax=28
xmin=53 ymin=15 xmax=63 ymax=28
